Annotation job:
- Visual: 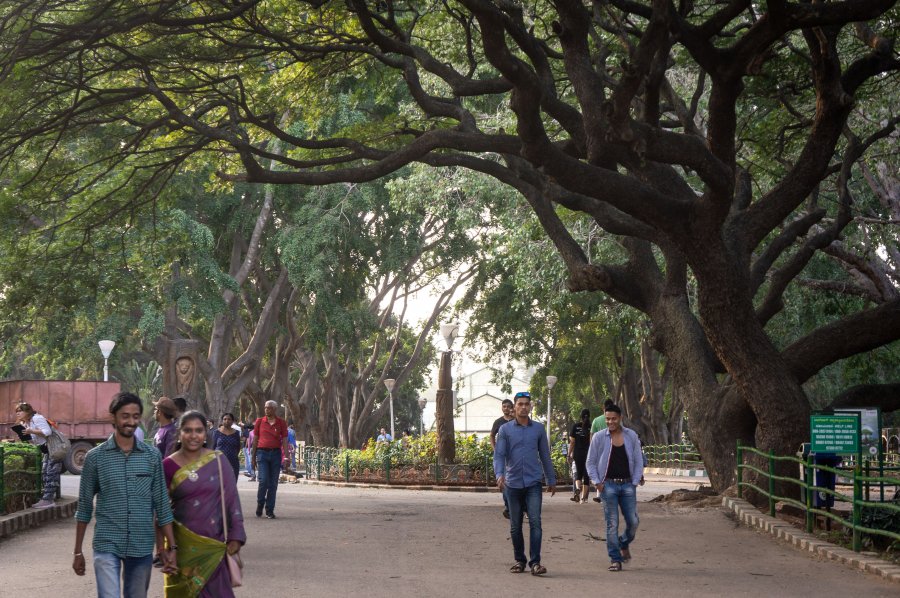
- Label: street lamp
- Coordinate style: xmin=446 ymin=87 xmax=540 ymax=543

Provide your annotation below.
xmin=417 ymin=396 xmax=427 ymax=436
xmin=440 ymin=323 xmax=459 ymax=351
xmin=98 ymin=340 xmax=116 ymax=382
xmin=384 ymin=378 xmax=396 ymax=441
xmin=546 ymin=375 xmax=558 ymax=445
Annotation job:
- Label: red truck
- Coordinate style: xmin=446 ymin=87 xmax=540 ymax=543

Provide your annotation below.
xmin=0 ymin=379 xmax=122 ymax=474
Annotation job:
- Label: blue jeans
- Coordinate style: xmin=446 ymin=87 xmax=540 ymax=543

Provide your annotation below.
xmin=256 ymin=448 xmax=281 ymax=514
xmin=244 ymin=447 xmax=255 ymax=477
xmin=505 ymin=483 xmax=543 ymax=567
xmin=93 ymin=552 xmax=152 ymax=598
xmin=602 ymin=480 xmax=639 ymax=563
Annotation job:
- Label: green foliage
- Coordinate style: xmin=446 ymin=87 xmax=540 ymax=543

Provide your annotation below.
xmin=335 ymin=431 xmax=569 ymax=481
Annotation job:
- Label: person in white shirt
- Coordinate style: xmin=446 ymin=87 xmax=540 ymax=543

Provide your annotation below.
xmin=15 ymin=402 xmax=63 ymax=509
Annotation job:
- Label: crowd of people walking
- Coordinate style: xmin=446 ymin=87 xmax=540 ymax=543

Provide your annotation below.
xmin=13 ymin=383 xmax=640 ymax=596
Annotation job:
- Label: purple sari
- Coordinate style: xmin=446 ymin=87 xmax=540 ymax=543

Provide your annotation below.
xmin=163 ymin=451 xmax=246 ymax=597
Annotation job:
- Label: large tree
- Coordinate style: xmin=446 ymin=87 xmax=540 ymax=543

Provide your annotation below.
xmin=0 ymin=1 xmax=897 ymax=491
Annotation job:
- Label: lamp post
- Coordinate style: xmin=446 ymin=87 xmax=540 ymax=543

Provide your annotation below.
xmin=417 ymin=396 xmax=427 ymax=436
xmin=436 ymin=322 xmax=459 ymax=463
xmin=384 ymin=378 xmax=396 ymax=441
xmin=546 ymin=375 xmax=558 ymax=445
xmin=98 ymin=340 xmax=116 ymax=382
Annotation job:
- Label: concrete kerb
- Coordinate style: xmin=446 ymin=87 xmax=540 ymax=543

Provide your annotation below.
xmin=723 ymin=495 xmax=900 ymax=583
xmin=0 ymin=497 xmax=78 ymax=540
xmin=290 ymin=478 xmax=578 ymax=492
xmin=644 ymin=467 xmax=707 ymax=477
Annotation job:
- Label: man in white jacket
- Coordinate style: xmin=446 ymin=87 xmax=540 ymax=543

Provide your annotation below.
xmin=586 ymin=403 xmax=644 ymax=571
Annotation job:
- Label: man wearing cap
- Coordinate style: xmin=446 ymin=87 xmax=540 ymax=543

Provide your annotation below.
xmin=152 ymin=397 xmax=178 ymax=458
xmin=586 ymin=402 xmax=644 ymax=572
xmin=493 ymin=391 xmax=556 ymax=576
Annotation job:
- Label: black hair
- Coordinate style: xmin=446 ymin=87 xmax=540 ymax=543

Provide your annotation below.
xmin=604 ymin=403 xmax=622 ymax=415
xmin=603 ymin=399 xmax=615 ymax=410
xmin=174 ymin=410 xmax=209 ymax=450
xmin=221 ymin=412 xmax=235 ymax=422
xmin=580 ymin=408 xmax=591 ymax=422
xmin=109 ymin=392 xmax=143 ymax=415
xmin=501 ymin=399 xmax=514 ymax=406
xmin=172 ymin=396 xmax=188 ymax=412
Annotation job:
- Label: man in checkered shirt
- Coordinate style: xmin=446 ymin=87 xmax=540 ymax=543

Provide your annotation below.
xmin=72 ymin=392 xmax=177 ymax=598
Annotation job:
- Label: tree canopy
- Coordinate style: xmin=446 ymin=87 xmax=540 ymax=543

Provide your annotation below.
xmin=0 ymin=0 xmax=898 ymax=490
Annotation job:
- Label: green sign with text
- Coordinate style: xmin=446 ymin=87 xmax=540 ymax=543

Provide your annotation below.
xmin=810 ymin=413 xmax=860 ymax=454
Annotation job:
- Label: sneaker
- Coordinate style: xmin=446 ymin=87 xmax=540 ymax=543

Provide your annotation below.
xmin=592 ymin=497 xmax=602 ymax=503
xmin=580 ymin=498 xmax=588 ymax=504
xmin=265 ymin=513 xmax=276 ymax=519
xmin=256 ymin=503 xmax=264 ymax=518
xmin=32 ymin=499 xmax=55 ymax=509
xmin=249 ymin=476 xmax=256 ymax=482
xmin=570 ymin=495 xmax=579 ymax=502
xmin=502 ymin=508 xmax=510 ymax=519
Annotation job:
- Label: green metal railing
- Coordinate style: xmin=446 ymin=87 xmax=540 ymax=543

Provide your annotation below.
xmin=303 ymin=446 xmax=498 ymax=486
xmin=644 ymin=443 xmax=705 ymax=469
xmin=1 ymin=443 xmax=42 ymax=515
xmin=736 ymin=441 xmax=900 ymax=552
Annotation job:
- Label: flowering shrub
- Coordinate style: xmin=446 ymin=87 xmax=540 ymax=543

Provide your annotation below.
xmin=331 ymin=432 xmax=569 ymax=482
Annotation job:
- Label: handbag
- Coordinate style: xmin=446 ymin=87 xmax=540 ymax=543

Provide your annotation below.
xmin=45 ymin=423 xmax=70 ymax=461
xmin=216 ymin=454 xmax=243 ymax=588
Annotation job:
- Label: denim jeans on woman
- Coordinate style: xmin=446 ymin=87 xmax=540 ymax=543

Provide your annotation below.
xmin=93 ymin=552 xmax=152 ymax=598
xmin=602 ymin=479 xmax=639 ymax=562
xmin=505 ymin=483 xmax=544 ymax=566
xmin=256 ymin=448 xmax=282 ymax=515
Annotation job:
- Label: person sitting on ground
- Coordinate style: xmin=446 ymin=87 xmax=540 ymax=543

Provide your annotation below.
xmin=376 ymin=427 xmax=392 ymax=443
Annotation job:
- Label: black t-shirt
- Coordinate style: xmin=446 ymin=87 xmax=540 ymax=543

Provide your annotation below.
xmin=607 ymin=443 xmax=631 ymax=479
xmin=569 ymin=421 xmax=590 ymax=458
xmin=491 ymin=416 xmax=512 ymax=441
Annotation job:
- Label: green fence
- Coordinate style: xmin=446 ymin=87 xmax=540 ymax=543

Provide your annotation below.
xmin=303 ymin=446 xmax=497 ymax=486
xmin=1 ymin=442 xmax=42 ymax=515
xmin=644 ymin=443 xmax=705 ymax=469
xmin=736 ymin=441 xmax=900 ymax=552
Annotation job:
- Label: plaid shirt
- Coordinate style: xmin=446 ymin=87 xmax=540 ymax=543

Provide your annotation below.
xmin=75 ymin=434 xmax=174 ymax=558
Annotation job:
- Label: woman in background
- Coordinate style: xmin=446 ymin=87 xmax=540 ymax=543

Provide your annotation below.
xmin=211 ymin=412 xmax=241 ymax=482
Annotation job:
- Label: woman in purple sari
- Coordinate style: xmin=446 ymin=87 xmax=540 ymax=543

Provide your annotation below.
xmin=162 ymin=411 xmax=246 ymax=597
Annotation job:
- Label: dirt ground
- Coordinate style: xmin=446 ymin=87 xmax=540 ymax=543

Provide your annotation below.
xmin=0 ymin=477 xmax=897 ymax=597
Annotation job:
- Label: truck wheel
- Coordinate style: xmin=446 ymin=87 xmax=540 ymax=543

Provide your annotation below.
xmin=65 ymin=441 xmax=94 ymax=475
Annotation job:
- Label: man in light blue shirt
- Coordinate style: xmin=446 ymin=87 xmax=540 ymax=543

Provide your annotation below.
xmin=493 ymin=391 xmax=557 ymax=576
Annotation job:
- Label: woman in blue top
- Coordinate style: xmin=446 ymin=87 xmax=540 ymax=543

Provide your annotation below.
xmin=211 ymin=413 xmax=242 ymax=482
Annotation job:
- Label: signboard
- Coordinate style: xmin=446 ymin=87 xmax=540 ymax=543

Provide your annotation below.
xmin=835 ymin=407 xmax=881 ymax=459
xmin=810 ymin=413 xmax=860 ymax=454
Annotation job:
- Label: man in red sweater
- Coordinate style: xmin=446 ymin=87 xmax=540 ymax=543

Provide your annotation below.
xmin=251 ymin=400 xmax=290 ymax=519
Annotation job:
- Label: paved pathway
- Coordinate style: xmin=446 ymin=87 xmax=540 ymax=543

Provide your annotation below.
xmin=0 ymin=475 xmax=896 ymax=597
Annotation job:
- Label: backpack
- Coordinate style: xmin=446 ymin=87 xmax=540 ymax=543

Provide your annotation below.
xmin=44 ymin=416 xmax=71 ymax=461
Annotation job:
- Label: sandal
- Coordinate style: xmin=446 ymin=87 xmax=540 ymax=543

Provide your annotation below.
xmin=509 ymin=562 xmax=526 ymax=573
xmin=608 ymin=562 xmax=623 ymax=572
xmin=530 ymin=563 xmax=547 ymax=576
